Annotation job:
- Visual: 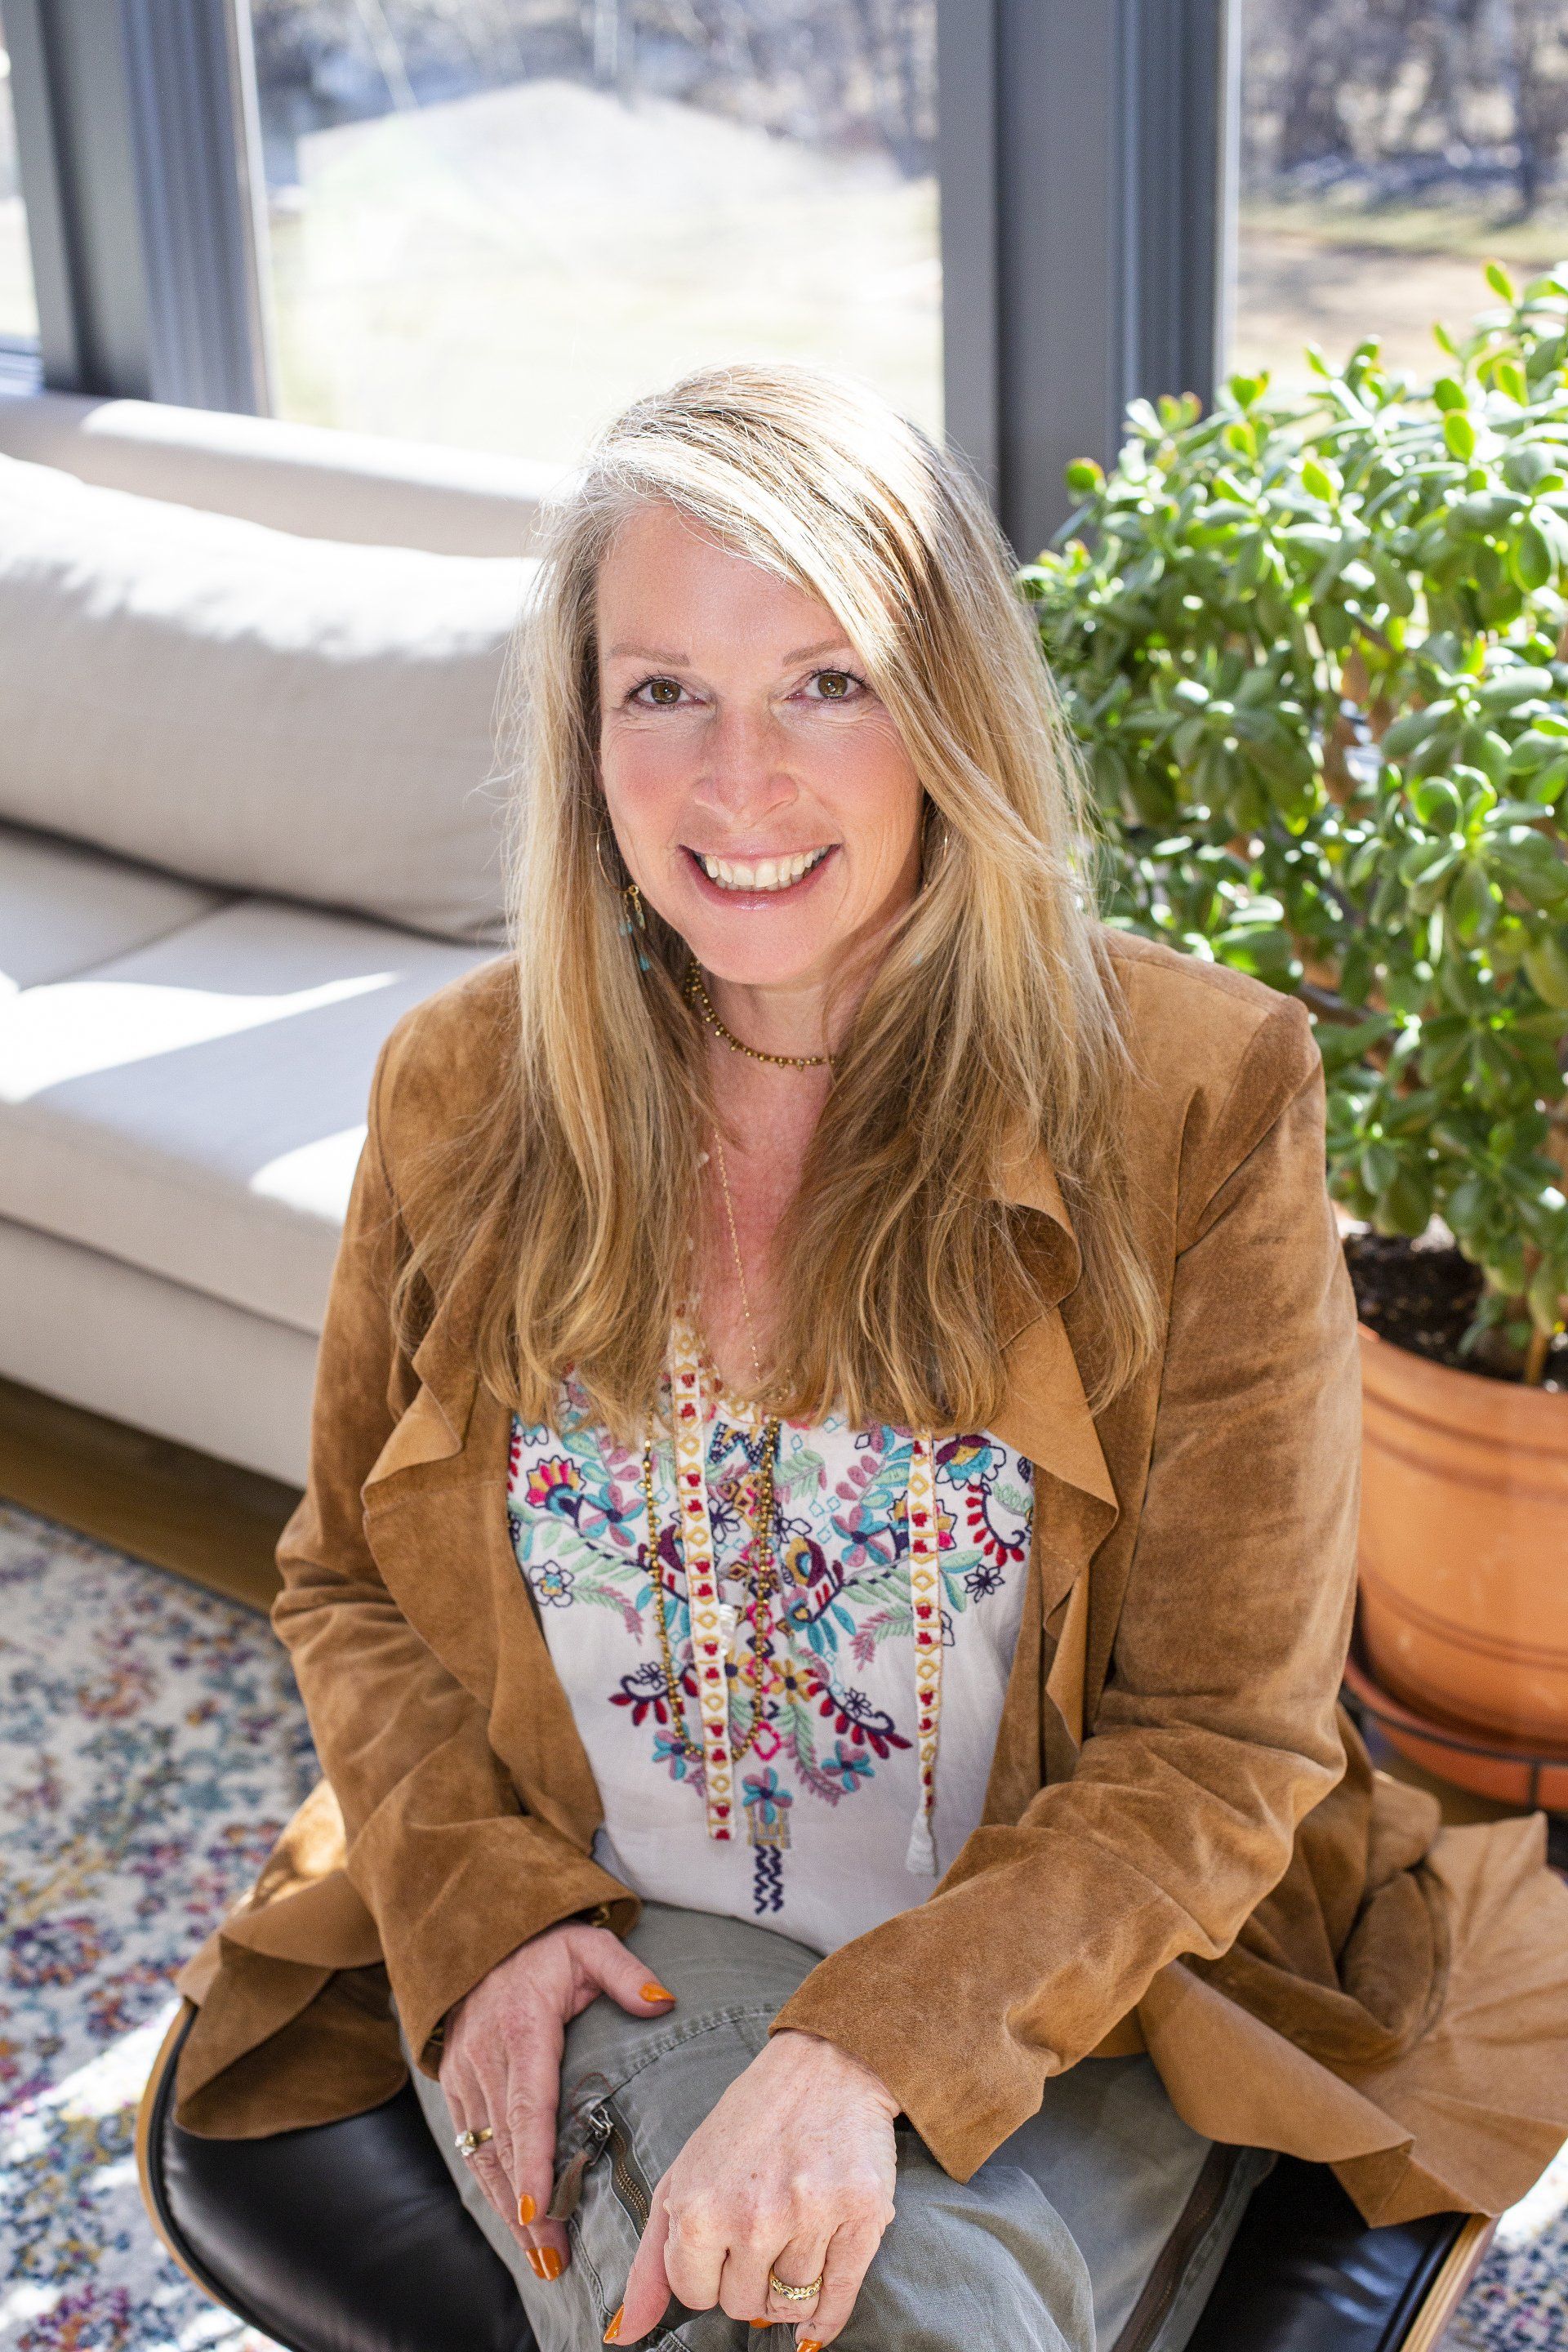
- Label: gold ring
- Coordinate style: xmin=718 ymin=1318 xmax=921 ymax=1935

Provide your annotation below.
xmin=768 ymin=2270 xmax=824 ymax=2304
xmin=455 ymin=2125 xmax=494 ymax=2156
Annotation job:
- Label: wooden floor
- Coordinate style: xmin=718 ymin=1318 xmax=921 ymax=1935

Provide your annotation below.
xmin=0 ymin=1372 xmax=296 ymax=1615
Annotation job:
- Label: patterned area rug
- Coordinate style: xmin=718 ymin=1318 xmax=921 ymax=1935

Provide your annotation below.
xmin=0 ymin=1497 xmax=1565 ymax=2349
xmin=0 ymin=1502 xmax=313 ymax=2351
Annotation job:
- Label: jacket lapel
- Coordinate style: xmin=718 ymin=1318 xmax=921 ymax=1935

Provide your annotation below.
xmin=991 ymin=1142 xmax=1122 ymax=1622
xmin=981 ymin=1143 xmax=1123 ymax=1819
xmin=359 ymin=1224 xmax=610 ymax=1852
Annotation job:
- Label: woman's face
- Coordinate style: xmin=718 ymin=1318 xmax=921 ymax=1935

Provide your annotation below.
xmin=595 ymin=502 xmax=925 ymax=999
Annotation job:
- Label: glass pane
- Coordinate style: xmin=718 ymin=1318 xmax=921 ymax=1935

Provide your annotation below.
xmin=0 ymin=2 xmax=40 ymax=345
xmin=1233 ymin=0 xmax=1568 ymax=390
xmin=246 ymin=2 xmax=940 ymax=461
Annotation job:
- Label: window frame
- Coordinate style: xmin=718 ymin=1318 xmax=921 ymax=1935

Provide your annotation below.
xmin=939 ymin=0 xmax=1237 ymax=555
xmin=3 ymin=0 xmax=270 ymax=412
xmin=2 ymin=0 xmax=1236 ymax=539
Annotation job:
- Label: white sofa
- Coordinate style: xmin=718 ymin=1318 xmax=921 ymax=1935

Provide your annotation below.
xmin=0 ymin=392 xmax=568 ymax=1486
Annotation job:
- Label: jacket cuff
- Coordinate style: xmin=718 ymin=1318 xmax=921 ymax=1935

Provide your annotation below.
xmin=767 ymin=1838 xmax=1178 ymax=2180
xmin=387 ymin=1853 xmax=640 ymax=2078
xmin=417 ymin=1898 xmax=622 ymax=2071
xmin=770 ymin=1949 xmax=1034 ymax=2182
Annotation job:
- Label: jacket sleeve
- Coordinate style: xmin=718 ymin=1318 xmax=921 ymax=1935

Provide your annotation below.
xmin=269 ymin=1019 xmax=634 ymax=2077
xmin=770 ymin=1000 xmax=1361 ymax=2176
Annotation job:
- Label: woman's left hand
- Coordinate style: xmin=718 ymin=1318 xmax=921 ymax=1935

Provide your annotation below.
xmin=612 ymin=2027 xmax=898 ymax=2347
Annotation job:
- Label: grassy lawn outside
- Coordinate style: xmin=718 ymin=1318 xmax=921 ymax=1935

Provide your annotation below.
xmin=1235 ymin=204 xmax=1568 ymax=393
xmin=263 ymin=75 xmax=941 ymax=465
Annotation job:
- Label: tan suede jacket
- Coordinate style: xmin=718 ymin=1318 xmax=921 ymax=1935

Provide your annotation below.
xmin=170 ymin=929 xmax=1568 ymax=2225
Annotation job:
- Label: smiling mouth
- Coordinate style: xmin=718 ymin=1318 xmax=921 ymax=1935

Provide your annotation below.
xmin=687 ymin=844 xmax=835 ymax=893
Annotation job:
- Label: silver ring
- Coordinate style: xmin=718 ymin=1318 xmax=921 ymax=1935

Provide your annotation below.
xmin=455 ymin=2125 xmax=494 ymax=2158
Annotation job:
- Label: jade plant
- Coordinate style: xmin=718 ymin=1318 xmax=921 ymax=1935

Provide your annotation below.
xmin=1024 ymin=263 xmax=1568 ymax=1383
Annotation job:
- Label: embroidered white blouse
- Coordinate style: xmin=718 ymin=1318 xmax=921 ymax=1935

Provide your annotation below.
xmin=506 ymin=1352 xmax=1035 ymax=1958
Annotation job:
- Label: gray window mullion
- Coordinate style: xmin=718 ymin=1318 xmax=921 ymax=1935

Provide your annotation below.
xmin=937 ymin=0 xmax=1002 ymax=504
xmin=3 ymin=0 xmax=270 ymax=410
xmin=1127 ymin=0 xmax=1235 ymax=421
xmin=118 ymin=0 xmax=271 ymax=412
xmin=939 ymin=0 xmax=1234 ymax=558
xmin=995 ymin=0 xmax=1129 ymax=563
xmin=3 ymin=0 xmax=100 ymax=388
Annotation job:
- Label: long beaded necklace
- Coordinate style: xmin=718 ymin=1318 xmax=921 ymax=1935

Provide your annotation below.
xmin=641 ymin=1128 xmax=782 ymax=1838
xmin=641 ymin=987 xmax=947 ymax=1873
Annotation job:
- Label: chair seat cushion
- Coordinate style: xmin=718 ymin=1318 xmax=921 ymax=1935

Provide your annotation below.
xmin=0 ymin=896 xmax=497 ymax=1334
xmin=141 ymin=2002 xmax=1479 ymax=2352
xmin=1184 ymin=2152 xmax=1473 ymax=2351
xmin=144 ymin=2007 xmax=534 ymax=2352
xmin=0 ymin=818 xmax=232 ymax=991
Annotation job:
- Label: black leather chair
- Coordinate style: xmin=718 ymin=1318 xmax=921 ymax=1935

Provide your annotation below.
xmin=138 ymin=2003 xmax=1493 ymax=2352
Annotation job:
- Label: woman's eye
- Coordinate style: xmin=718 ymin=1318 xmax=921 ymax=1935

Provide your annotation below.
xmin=807 ymin=668 xmax=864 ymax=702
xmin=635 ymin=677 xmax=686 ymax=707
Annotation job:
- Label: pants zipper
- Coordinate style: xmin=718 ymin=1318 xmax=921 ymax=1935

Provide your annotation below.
xmin=555 ymin=2096 xmax=653 ymax=2233
xmin=1110 ymin=2142 xmax=1242 ymax=2352
xmin=604 ymin=2103 xmax=652 ymax=2227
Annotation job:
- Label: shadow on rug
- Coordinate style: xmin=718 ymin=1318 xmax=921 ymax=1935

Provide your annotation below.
xmin=1 ymin=1498 xmax=1565 ymax=2350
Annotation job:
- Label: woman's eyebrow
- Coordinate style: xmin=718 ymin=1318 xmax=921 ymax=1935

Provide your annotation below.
xmin=604 ymin=638 xmax=855 ymax=666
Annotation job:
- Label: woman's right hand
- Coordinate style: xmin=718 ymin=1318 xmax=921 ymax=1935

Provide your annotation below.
xmin=439 ymin=1918 xmax=676 ymax=2279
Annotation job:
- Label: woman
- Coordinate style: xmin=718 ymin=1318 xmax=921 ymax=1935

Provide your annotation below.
xmin=168 ymin=363 xmax=1568 ymax=2352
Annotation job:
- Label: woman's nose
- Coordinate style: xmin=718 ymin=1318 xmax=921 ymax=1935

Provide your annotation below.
xmin=688 ymin=704 xmax=795 ymax=826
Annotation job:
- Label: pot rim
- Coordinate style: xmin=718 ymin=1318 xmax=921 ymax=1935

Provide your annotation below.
xmin=1357 ymin=1319 xmax=1568 ymax=1440
xmin=1345 ymin=1627 xmax=1568 ymax=1775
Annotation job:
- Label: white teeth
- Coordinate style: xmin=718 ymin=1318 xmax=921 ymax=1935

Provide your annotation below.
xmin=697 ymin=847 xmax=829 ymax=892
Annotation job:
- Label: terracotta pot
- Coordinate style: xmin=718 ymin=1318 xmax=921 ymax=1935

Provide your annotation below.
xmin=1357 ymin=1324 xmax=1568 ymax=1765
xmin=1342 ymin=1637 xmax=1568 ymax=1811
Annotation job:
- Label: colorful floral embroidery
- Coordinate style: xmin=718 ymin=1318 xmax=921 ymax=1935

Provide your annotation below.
xmin=508 ymin=1371 xmax=1033 ymax=1920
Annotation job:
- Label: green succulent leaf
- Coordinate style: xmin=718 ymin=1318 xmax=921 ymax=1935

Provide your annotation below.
xmin=1513 ymin=518 xmax=1555 ymax=590
xmin=1443 ymin=412 xmax=1478 ymax=461
xmin=1409 ymin=777 xmax=1463 ymax=831
xmin=1378 ymin=1168 xmax=1437 ymax=1236
xmin=1523 ymin=929 xmax=1568 ymax=1006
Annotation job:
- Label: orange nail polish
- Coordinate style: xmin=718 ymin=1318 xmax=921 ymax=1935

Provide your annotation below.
xmin=518 ymin=2193 xmax=536 ymax=2225
xmin=799 ymin=2341 xmax=824 ymax=2350
xmin=604 ymin=2307 xmax=624 ymax=2343
xmin=537 ymin=2245 xmax=564 ymax=2282
xmin=639 ymin=1981 xmax=675 ymax=2003
xmin=525 ymin=2249 xmax=549 ymax=2280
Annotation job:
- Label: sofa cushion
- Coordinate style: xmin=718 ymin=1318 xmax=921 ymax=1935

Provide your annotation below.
xmin=0 ymin=389 xmax=571 ymax=558
xmin=0 ymin=452 xmax=537 ymax=942
xmin=0 ymin=896 xmax=499 ymax=1335
xmin=0 ymin=818 xmax=233 ymax=992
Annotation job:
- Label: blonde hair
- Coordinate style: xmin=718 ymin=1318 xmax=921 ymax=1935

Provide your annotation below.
xmin=392 ymin=360 xmax=1160 ymax=1441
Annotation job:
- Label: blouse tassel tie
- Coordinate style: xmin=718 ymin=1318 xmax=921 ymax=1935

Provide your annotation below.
xmin=905 ymin=1430 xmax=942 ymax=1877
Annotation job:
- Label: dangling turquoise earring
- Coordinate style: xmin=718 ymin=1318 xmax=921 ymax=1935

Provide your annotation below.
xmin=620 ymin=879 xmax=651 ymax=971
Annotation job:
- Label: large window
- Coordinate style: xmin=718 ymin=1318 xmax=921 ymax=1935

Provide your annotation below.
xmin=1232 ymin=0 xmax=1568 ymax=388
xmin=0 ymin=2 xmax=38 ymax=349
xmin=243 ymin=1 xmax=940 ymax=461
